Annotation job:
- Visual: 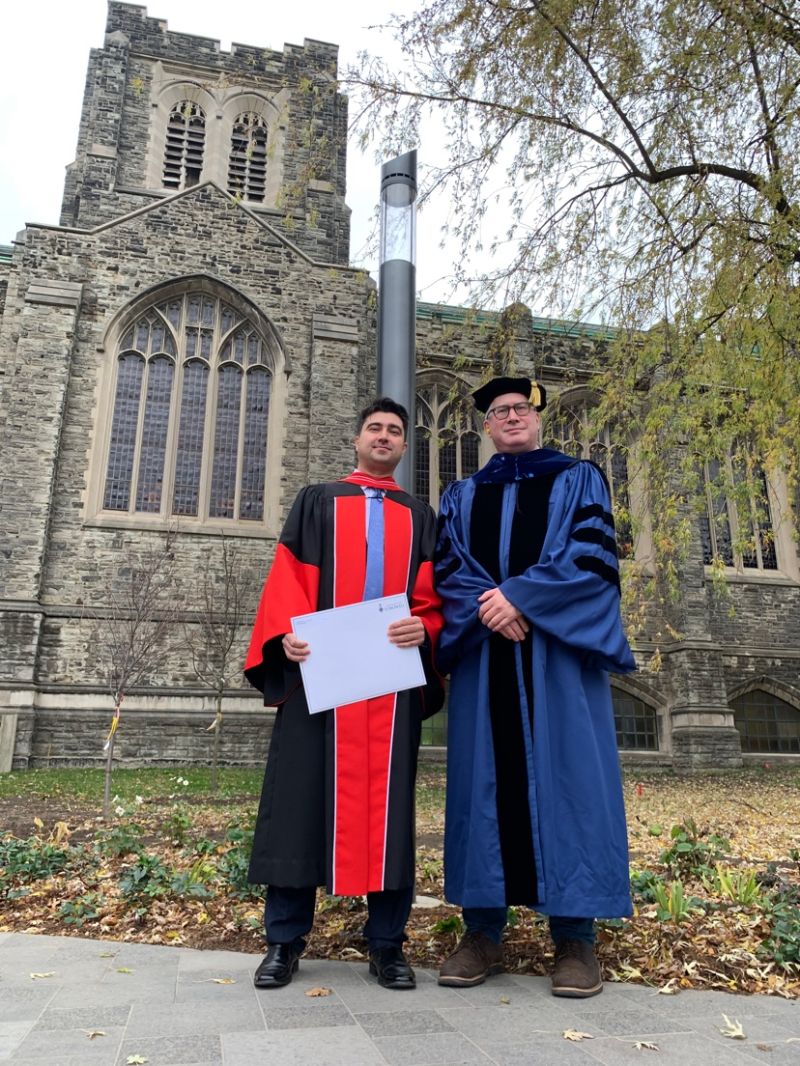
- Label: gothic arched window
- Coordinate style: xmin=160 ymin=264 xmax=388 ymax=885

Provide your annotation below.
xmin=162 ymin=102 xmax=206 ymax=190
xmin=102 ymin=292 xmax=273 ymax=524
xmin=228 ymin=112 xmax=269 ymax=203
xmin=547 ymin=398 xmax=633 ymax=558
xmin=732 ymin=689 xmax=800 ymax=753
xmin=698 ymin=449 xmax=778 ymax=572
xmin=415 ymin=383 xmax=482 ymax=508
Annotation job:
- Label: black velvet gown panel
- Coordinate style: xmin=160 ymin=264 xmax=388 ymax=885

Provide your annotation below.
xmin=469 ymin=474 xmax=558 ymax=905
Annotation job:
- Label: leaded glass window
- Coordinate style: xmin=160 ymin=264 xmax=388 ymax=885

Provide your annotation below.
xmin=732 ymin=689 xmax=800 ymax=754
xmin=698 ymin=449 xmax=777 ymax=571
xmin=163 ymin=102 xmax=206 ymax=190
xmin=228 ymin=112 xmax=269 ymax=203
xmin=415 ymin=383 xmax=483 ymax=509
xmin=102 ymin=292 xmax=273 ymax=524
xmin=612 ymin=689 xmax=659 ymax=750
xmin=547 ymin=400 xmax=632 ymax=558
xmin=421 ymin=706 xmax=448 ymax=746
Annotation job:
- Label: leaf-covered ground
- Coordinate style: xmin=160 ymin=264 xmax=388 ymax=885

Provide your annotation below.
xmin=1 ymin=765 xmax=798 ymax=998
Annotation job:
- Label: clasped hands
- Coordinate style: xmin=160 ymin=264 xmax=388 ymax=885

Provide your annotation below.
xmin=282 ymin=615 xmax=426 ymax=663
xmin=478 ymin=587 xmax=529 ymax=643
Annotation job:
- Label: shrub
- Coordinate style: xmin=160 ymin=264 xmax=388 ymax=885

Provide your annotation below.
xmin=0 ymin=834 xmax=76 ymax=897
xmin=659 ymin=819 xmax=729 ymax=877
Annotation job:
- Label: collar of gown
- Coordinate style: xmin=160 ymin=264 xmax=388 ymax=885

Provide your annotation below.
xmin=342 ymin=470 xmax=402 ymax=491
xmin=473 ymin=448 xmax=578 ymax=483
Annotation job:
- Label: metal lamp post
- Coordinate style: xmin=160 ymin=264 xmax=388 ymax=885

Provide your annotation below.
xmin=378 ymin=149 xmax=417 ymax=492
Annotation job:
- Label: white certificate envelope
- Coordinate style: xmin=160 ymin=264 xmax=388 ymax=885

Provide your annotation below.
xmin=291 ymin=594 xmax=426 ymax=714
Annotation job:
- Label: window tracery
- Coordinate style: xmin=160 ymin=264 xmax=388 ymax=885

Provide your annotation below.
xmin=102 ymin=291 xmax=273 ymax=525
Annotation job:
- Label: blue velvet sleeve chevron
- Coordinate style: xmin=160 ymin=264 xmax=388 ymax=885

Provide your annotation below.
xmin=501 ymin=461 xmax=635 ymax=673
xmin=434 ymin=478 xmax=496 ymax=675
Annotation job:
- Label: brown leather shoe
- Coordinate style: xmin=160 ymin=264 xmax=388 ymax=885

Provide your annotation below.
xmin=438 ymin=931 xmax=504 ymax=987
xmin=551 ymin=939 xmax=602 ymax=998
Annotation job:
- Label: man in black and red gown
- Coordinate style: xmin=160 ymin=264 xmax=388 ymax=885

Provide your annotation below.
xmin=244 ymin=398 xmax=443 ymax=990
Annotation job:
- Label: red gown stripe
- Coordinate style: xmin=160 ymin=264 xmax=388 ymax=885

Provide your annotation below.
xmin=331 ymin=493 xmax=413 ymax=894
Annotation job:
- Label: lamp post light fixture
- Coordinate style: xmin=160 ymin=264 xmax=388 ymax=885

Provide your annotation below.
xmin=378 ymin=149 xmax=417 ymax=492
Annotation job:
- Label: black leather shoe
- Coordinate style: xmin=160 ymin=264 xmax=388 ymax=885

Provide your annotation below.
xmin=369 ymin=946 xmax=416 ymax=990
xmin=253 ymin=943 xmax=301 ymax=989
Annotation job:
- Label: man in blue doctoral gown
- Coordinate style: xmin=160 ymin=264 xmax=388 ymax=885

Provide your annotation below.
xmin=434 ymin=376 xmax=635 ymax=998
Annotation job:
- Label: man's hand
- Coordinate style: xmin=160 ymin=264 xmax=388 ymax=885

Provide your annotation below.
xmin=496 ymin=618 xmax=529 ymax=643
xmin=387 ymin=615 xmax=426 ymax=648
xmin=478 ymin=587 xmax=529 ymax=638
xmin=282 ymin=632 xmax=310 ymax=662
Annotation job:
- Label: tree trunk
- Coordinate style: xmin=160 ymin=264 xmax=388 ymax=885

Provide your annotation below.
xmin=211 ymin=691 xmax=223 ymax=794
xmin=102 ymin=702 xmax=120 ymax=819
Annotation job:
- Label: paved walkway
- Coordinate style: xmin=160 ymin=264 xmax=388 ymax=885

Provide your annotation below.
xmin=0 ymin=932 xmax=797 ymax=1065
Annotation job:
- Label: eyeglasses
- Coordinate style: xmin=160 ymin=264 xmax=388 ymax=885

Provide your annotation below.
xmin=486 ymin=401 xmax=535 ymax=420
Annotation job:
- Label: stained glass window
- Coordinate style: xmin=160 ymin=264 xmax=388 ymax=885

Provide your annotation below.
xmin=239 ymin=368 xmax=271 ymax=520
xmin=104 ymin=353 xmax=145 ymax=511
xmin=172 ymin=361 xmax=209 ymax=516
xmin=415 ymin=383 xmax=483 ymax=508
xmin=548 ymin=400 xmax=632 ymax=559
xmin=134 ymin=356 xmax=175 ymax=513
xmin=102 ymin=292 xmax=273 ymax=524
xmin=699 ymin=450 xmax=777 ymax=571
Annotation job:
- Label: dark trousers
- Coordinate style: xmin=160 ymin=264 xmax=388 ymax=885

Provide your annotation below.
xmin=265 ymin=884 xmax=414 ymax=952
xmin=463 ymin=907 xmax=595 ymax=945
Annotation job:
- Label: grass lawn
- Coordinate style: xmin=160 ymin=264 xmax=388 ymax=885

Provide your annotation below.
xmin=0 ymin=764 xmax=798 ymax=997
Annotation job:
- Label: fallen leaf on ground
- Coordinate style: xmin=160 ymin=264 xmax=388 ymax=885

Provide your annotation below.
xmin=210 ymin=977 xmax=236 ymax=985
xmin=756 ymin=1044 xmax=774 ymax=1051
xmin=720 ymin=1014 xmax=746 ymax=1039
xmin=633 ymin=1041 xmax=659 ymax=1051
xmin=29 ymin=972 xmax=55 ymax=979
xmin=126 ymin=1057 xmax=149 ymax=1065
xmin=305 ymin=986 xmax=332 ymax=997
xmin=563 ymin=1030 xmax=594 ymax=1041
xmin=116 ymin=967 xmax=134 ymax=974
xmin=84 ymin=1030 xmax=106 ymax=1039
xmin=656 ymin=978 xmax=680 ymax=995
xmin=499 ymin=995 xmax=511 ymax=1004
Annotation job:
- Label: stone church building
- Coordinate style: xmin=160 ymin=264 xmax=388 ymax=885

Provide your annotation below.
xmin=1 ymin=2 xmax=798 ymax=772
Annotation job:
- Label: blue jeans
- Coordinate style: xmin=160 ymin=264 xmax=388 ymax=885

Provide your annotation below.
xmin=463 ymin=907 xmax=594 ymax=945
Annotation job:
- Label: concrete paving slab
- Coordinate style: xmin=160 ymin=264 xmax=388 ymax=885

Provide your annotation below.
xmin=116 ymin=1033 xmax=222 ymax=1064
xmin=31 ymin=1004 xmax=131 ymax=1031
xmin=260 ymin=1002 xmax=357 ymax=1029
xmin=373 ymin=1030 xmax=494 ymax=1065
xmin=124 ymin=999 xmax=264 ymax=1038
xmin=222 ymin=1027 xmax=388 ymax=1066
xmin=579 ymin=1031 xmax=777 ymax=1065
xmin=0 ymin=988 xmax=56 ymax=1023
xmin=481 ymin=1033 xmax=604 ymax=1066
xmin=354 ymin=1008 xmax=456 ymax=1037
xmin=0 ymin=932 xmax=797 ymax=1066
xmin=175 ymin=968 xmax=261 ymax=1003
xmin=7 ymin=1025 xmax=125 ymax=1062
xmin=0 ymin=1020 xmax=35 ymax=1061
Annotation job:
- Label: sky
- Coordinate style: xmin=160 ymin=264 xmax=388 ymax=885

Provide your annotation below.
xmin=0 ymin=0 xmax=470 ymax=304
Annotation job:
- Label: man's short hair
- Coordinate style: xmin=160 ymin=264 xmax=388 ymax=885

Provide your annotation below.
xmin=356 ymin=397 xmax=409 ymax=438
